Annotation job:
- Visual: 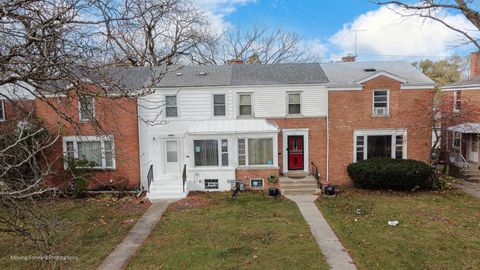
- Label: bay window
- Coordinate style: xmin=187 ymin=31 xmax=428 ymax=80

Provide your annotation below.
xmin=237 ymin=138 xmax=274 ymax=166
xmin=63 ymin=136 xmax=115 ymax=169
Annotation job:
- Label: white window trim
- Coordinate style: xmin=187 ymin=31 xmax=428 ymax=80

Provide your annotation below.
xmin=372 ymin=89 xmax=389 ymax=117
xmin=78 ymin=96 xmax=95 ymax=122
xmin=237 ymin=136 xmax=278 ymax=168
xmin=353 ymin=129 xmax=407 ymax=162
xmin=237 ymin=92 xmax=254 ymax=118
xmin=250 ymin=178 xmax=264 ymax=189
xmin=453 ymin=90 xmax=461 ymax=112
xmin=62 ymin=135 xmax=116 ymax=170
xmin=193 ymin=138 xmax=229 ymax=168
xmin=0 ymin=99 xmax=5 ymax=121
xmin=165 ymin=95 xmax=179 ymax=118
xmin=286 ymin=91 xmax=302 ymax=116
xmin=212 ymin=94 xmax=227 ymax=117
xmin=282 ymin=129 xmax=308 ymax=173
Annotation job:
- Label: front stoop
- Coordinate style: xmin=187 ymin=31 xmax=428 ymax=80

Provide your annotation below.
xmin=280 ymin=174 xmax=320 ymax=195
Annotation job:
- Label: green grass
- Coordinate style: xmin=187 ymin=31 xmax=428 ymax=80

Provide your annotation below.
xmin=127 ymin=192 xmax=329 ymax=270
xmin=0 ymin=196 xmax=147 ymax=270
xmin=317 ymin=188 xmax=480 ymax=270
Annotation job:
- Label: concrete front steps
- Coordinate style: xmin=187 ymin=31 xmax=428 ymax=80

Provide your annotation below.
xmin=461 ymin=162 xmax=480 ymax=182
xmin=147 ymin=174 xmax=187 ymax=200
xmin=280 ymin=173 xmax=320 ymax=195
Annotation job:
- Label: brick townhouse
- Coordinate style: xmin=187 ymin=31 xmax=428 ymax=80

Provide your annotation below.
xmin=2 ymin=60 xmax=436 ymax=198
xmin=440 ymin=52 xmax=480 ymax=180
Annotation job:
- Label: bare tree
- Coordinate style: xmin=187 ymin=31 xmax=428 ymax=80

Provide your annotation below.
xmin=99 ymin=0 xmax=216 ymax=66
xmin=373 ymin=0 xmax=480 ymax=49
xmin=200 ymin=24 xmax=317 ymax=64
xmin=0 ymin=0 xmax=208 ymax=256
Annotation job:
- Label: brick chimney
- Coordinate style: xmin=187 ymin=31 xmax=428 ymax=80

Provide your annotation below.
xmin=470 ymin=51 xmax=480 ymax=78
xmin=341 ymin=54 xmax=356 ymax=62
xmin=226 ymin=59 xmax=244 ymax=65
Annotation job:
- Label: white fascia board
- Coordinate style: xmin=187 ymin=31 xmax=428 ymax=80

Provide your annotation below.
xmin=327 ymin=85 xmax=363 ymax=91
xmin=441 ymin=85 xmax=480 ymax=91
xmin=355 ymin=71 xmax=408 ymax=85
xmin=400 ymin=85 xmax=435 ymax=90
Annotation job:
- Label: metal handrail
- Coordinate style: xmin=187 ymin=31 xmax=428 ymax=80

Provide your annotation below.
xmin=182 ymin=164 xmax=187 ymax=193
xmin=450 ymin=151 xmax=469 ymax=169
xmin=310 ymin=162 xmax=321 ymax=188
xmin=147 ymin=165 xmax=154 ymax=193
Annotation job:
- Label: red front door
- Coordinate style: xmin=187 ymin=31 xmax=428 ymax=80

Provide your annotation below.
xmin=288 ymin=136 xmax=304 ymax=170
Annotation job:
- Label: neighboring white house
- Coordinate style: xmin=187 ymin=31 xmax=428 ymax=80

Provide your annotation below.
xmin=137 ymin=64 xmax=329 ymax=199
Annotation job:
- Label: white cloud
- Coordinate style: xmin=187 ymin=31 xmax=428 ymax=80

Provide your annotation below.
xmin=327 ymin=5 xmax=476 ymax=61
xmin=192 ymin=0 xmax=256 ymax=34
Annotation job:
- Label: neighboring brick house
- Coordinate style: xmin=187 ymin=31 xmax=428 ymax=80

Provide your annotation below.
xmin=24 ymin=61 xmax=436 ymax=197
xmin=321 ymin=61 xmax=435 ymax=184
xmin=0 ymin=83 xmax=36 ymax=128
xmin=440 ymin=52 xmax=480 ymax=178
xmin=34 ymin=69 xmax=147 ymax=190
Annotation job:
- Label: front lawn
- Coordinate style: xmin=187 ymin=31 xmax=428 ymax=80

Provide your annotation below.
xmin=0 ymin=195 xmax=148 ymax=270
xmin=127 ymin=192 xmax=329 ymax=270
xmin=317 ymin=188 xmax=480 ymax=270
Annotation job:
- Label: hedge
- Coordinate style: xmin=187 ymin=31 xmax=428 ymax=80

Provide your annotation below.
xmin=347 ymin=158 xmax=440 ymax=191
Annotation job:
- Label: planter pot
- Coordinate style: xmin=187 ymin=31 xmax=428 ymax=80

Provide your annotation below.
xmin=268 ymin=187 xmax=280 ymax=197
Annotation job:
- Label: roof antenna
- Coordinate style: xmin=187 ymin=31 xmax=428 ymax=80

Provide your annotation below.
xmin=352 ymin=29 xmax=368 ymax=58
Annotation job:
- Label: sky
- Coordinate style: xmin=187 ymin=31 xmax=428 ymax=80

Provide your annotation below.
xmin=193 ymin=0 xmax=477 ymax=62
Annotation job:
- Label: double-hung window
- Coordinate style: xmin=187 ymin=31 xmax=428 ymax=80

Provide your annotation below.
xmin=453 ymin=91 xmax=461 ymax=112
xmin=453 ymin=132 xmax=461 ymax=148
xmin=165 ymin=95 xmax=178 ymax=117
xmin=194 ymin=139 xmax=229 ymax=167
xmin=237 ymin=138 xmax=274 ymax=166
xmin=373 ymin=90 xmax=389 ymax=116
xmin=287 ymin=92 xmax=301 ymax=115
xmin=238 ymin=93 xmax=252 ymax=117
xmin=63 ymin=136 xmax=115 ymax=169
xmin=0 ymin=100 xmax=5 ymax=121
xmin=213 ymin=94 xmax=226 ymax=116
xmin=79 ymin=96 xmax=95 ymax=122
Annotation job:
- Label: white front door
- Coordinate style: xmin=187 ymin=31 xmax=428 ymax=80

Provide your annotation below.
xmin=165 ymin=140 xmax=180 ymax=174
xmin=470 ymin=135 xmax=479 ymax=163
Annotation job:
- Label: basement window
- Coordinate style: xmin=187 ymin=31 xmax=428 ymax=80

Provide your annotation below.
xmin=204 ymin=179 xmax=219 ymax=189
xmin=250 ymin=179 xmax=264 ymax=189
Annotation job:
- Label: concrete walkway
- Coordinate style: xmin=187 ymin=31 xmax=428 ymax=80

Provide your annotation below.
xmin=455 ymin=181 xmax=480 ymax=199
xmin=286 ymin=195 xmax=357 ymax=270
xmin=97 ymin=199 xmax=175 ymax=270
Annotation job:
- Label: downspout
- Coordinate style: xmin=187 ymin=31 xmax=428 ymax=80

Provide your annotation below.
xmin=326 ymin=90 xmax=330 ymax=183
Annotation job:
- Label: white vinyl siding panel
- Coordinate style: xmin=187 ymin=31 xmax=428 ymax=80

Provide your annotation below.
xmin=254 ymin=89 xmax=286 ymax=117
xmin=138 ymin=85 xmax=327 ymax=121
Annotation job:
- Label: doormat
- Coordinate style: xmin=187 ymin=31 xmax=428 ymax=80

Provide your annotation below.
xmin=289 ymin=176 xmax=306 ymax=179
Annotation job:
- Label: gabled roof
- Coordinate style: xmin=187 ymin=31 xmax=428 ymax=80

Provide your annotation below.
xmin=154 ymin=63 xmax=329 ymax=88
xmin=441 ymin=77 xmax=480 ymax=91
xmin=321 ymin=61 xmax=435 ymax=89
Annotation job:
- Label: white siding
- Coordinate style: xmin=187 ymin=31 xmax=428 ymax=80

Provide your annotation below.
xmin=138 ymin=84 xmax=328 ymax=122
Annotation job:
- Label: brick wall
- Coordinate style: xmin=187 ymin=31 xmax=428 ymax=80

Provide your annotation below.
xmin=0 ymin=99 xmax=35 ymax=128
xmin=267 ymin=118 xmax=328 ymax=182
xmin=35 ymin=87 xmax=140 ymax=190
xmin=329 ymin=76 xmax=434 ymax=184
xmin=235 ymin=168 xmax=280 ymax=189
